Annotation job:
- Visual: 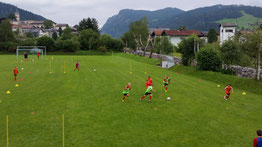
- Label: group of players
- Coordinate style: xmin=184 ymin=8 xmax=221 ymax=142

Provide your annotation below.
xmin=122 ymin=75 xmax=233 ymax=103
xmin=122 ymin=75 xmax=170 ymax=103
xmin=13 ymin=53 xmax=234 ymax=103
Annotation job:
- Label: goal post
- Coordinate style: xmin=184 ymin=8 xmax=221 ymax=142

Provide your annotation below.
xmin=16 ymin=46 xmax=46 ymax=59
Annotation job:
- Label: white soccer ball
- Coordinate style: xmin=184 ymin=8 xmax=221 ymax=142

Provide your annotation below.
xmin=94 ymin=69 xmax=96 ymax=72
xmin=21 ymin=68 xmax=24 ymax=70
xmin=32 ymin=59 xmax=34 ymax=62
xmin=167 ymin=97 xmax=171 ymax=101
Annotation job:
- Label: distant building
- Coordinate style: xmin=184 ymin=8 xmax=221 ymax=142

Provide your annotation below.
xmin=219 ymin=23 xmax=237 ymax=45
xmin=161 ymin=29 xmax=202 ymax=46
xmin=15 ymin=8 xmax=20 ymax=21
xmin=149 ymin=27 xmax=169 ymax=34
xmin=55 ymin=24 xmax=68 ymax=31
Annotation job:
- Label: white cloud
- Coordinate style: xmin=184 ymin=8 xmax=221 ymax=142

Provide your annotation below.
xmin=1 ymin=0 xmax=260 ymax=27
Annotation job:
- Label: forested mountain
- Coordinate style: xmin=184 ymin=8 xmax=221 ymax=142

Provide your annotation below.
xmin=100 ymin=8 xmax=184 ymax=38
xmin=0 ymin=2 xmax=46 ymax=21
xmin=101 ymin=5 xmax=262 ymax=38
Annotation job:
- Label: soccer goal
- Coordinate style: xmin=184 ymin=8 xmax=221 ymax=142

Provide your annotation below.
xmin=16 ymin=46 xmax=46 ymax=59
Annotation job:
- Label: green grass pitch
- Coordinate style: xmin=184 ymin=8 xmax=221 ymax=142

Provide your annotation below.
xmin=0 ymin=54 xmax=261 ymax=146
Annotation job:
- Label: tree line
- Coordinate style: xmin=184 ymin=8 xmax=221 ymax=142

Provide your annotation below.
xmin=0 ymin=17 xmax=124 ymax=53
xmin=177 ymin=27 xmax=262 ymax=80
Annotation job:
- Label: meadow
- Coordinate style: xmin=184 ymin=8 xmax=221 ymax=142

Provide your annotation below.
xmin=0 ymin=53 xmax=261 ymax=146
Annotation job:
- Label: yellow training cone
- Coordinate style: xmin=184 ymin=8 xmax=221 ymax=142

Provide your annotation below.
xmin=217 ymin=85 xmax=221 ymax=88
xmin=6 ymin=90 xmax=11 ymax=94
xmin=15 ymin=84 xmax=19 ymax=87
xmin=242 ymin=92 xmax=246 ymax=95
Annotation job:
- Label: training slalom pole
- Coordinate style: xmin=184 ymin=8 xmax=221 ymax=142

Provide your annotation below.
xmin=129 ymin=63 xmax=132 ymax=75
xmin=64 ymin=61 xmax=66 ymax=74
xmin=144 ymin=62 xmax=147 ymax=74
xmin=49 ymin=60 xmax=52 ymax=74
xmin=6 ymin=115 xmax=8 ymax=147
xmin=63 ymin=114 xmax=65 ymax=147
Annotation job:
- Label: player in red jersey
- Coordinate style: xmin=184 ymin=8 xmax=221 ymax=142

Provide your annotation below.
xmin=146 ymin=76 xmax=153 ymax=88
xmin=224 ymin=84 xmax=233 ymax=100
xmin=14 ymin=66 xmax=18 ymax=81
xmin=37 ymin=52 xmax=40 ymax=59
xmin=74 ymin=61 xmax=79 ymax=71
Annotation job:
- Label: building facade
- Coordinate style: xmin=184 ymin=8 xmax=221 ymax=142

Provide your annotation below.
xmin=219 ymin=23 xmax=237 ymax=45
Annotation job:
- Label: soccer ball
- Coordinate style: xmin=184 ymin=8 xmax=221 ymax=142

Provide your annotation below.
xmin=32 ymin=59 xmax=34 ymax=62
xmin=167 ymin=97 xmax=171 ymax=101
xmin=21 ymin=68 xmax=24 ymax=70
xmin=94 ymin=69 xmax=96 ymax=72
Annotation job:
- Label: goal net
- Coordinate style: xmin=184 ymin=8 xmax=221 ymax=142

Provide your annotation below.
xmin=16 ymin=46 xmax=46 ymax=59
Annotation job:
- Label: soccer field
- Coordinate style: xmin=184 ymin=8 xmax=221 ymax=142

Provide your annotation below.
xmin=0 ymin=54 xmax=261 ymax=146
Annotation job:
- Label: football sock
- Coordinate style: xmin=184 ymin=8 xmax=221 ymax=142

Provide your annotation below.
xmin=141 ymin=96 xmax=145 ymax=100
xmin=149 ymin=96 xmax=152 ymax=100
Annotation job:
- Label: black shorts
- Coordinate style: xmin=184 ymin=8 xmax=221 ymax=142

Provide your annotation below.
xmin=226 ymin=93 xmax=230 ymax=96
xmin=123 ymin=94 xmax=129 ymax=96
xmin=14 ymin=74 xmax=17 ymax=76
xmin=164 ymin=83 xmax=168 ymax=86
xmin=25 ymin=55 xmax=28 ymax=58
xmin=145 ymin=92 xmax=152 ymax=95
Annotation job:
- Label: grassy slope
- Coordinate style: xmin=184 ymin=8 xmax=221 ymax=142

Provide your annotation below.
xmin=0 ymin=54 xmax=261 ymax=146
xmin=216 ymin=11 xmax=262 ymax=29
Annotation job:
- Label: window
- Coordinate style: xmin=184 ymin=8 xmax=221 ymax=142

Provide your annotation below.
xmin=225 ymin=29 xmax=233 ymax=33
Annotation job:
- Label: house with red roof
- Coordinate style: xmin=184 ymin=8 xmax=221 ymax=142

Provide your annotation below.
xmin=161 ymin=29 xmax=203 ymax=46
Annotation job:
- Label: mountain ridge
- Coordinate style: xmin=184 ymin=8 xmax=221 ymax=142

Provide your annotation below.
xmin=0 ymin=2 xmax=46 ymax=21
xmin=101 ymin=5 xmax=262 ymax=38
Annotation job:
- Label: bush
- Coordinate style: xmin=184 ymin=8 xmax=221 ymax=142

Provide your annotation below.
xmin=220 ymin=40 xmax=241 ymax=65
xmin=57 ymin=38 xmax=80 ymax=52
xmin=0 ymin=41 xmax=17 ymax=52
xmin=37 ymin=36 xmax=56 ymax=51
xmin=196 ymin=47 xmax=222 ymax=72
xmin=79 ymin=29 xmax=99 ymax=50
xmin=177 ymin=35 xmax=204 ymax=66
xmin=98 ymin=46 xmax=107 ymax=53
xmin=220 ymin=69 xmax=236 ymax=75
xmin=19 ymin=38 xmax=36 ymax=46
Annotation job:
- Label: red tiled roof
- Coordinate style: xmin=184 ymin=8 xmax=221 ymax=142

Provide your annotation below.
xmin=162 ymin=30 xmax=202 ymax=36
xmin=153 ymin=30 xmax=163 ymax=36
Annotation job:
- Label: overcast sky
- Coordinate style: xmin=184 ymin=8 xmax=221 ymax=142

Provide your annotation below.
xmin=1 ymin=0 xmax=262 ymax=27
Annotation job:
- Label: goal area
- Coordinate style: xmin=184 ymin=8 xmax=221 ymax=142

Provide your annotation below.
xmin=16 ymin=46 xmax=46 ymax=59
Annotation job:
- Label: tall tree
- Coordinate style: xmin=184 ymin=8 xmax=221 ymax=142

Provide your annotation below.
xmin=0 ymin=19 xmax=15 ymax=42
xmin=58 ymin=27 xmax=63 ymax=36
xmin=43 ymin=20 xmax=54 ymax=29
xmin=241 ymin=28 xmax=262 ymax=80
xmin=79 ymin=29 xmax=99 ymax=50
xmin=220 ymin=39 xmax=241 ymax=65
xmin=52 ymin=32 xmax=58 ymax=40
xmin=177 ymin=35 xmax=203 ymax=66
xmin=207 ymin=28 xmax=218 ymax=43
xmin=61 ymin=27 xmax=72 ymax=40
xmin=77 ymin=18 xmax=99 ymax=33
xmin=129 ymin=17 xmax=150 ymax=56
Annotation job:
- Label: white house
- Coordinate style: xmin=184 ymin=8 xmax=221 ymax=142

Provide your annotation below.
xmin=219 ymin=23 xmax=237 ymax=45
xmin=55 ymin=24 xmax=68 ymax=30
xmin=161 ymin=29 xmax=202 ymax=46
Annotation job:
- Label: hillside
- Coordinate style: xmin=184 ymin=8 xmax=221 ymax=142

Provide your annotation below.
xmin=100 ymin=8 xmax=184 ymax=38
xmin=216 ymin=11 xmax=262 ymax=30
xmin=0 ymin=2 xmax=46 ymax=21
xmin=101 ymin=5 xmax=262 ymax=38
